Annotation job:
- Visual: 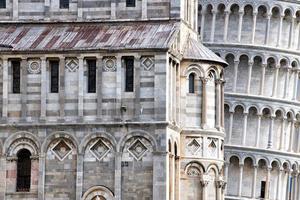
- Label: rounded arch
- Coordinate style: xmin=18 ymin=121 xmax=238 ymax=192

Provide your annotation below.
xmin=184 ymin=64 xmax=205 ymax=78
xmin=206 ymin=163 xmax=220 ymax=174
xmin=79 ymin=132 xmax=117 ymax=154
xmin=233 ymin=103 xmax=246 ymax=113
xmin=117 ymin=130 xmax=158 ymax=152
xmin=246 ymin=105 xmax=259 ymax=114
xmin=260 ymin=106 xmax=274 ymax=117
xmin=4 ymin=131 xmax=40 ymax=156
xmin=206 ymin=66 xmax=220 ymax=79
xmin=82 ymin=186 xmax=114 ymax=200
xmin=256 ymin=157 xmax=270 ymax=167
xmin=271 ymin=5 xmax=283 ymax=16
xmin=242 ymin=156 xmax=256 ymax=165
xmin=41 ymin=131 xmax=79 ymax=154
xmin=185 ymin=161 xmax=205 ymax=175
xmin=226 ymin=154 xmax=241 ymax=163
xmin=270 ymin=158 xmax=282 ymax=169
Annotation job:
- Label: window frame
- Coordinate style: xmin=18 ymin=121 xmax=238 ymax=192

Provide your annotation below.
xmin=87 ymin=59 xmax=97 ymax=93
xmin=124 ymin=57 xmax=134 ymax=92
xmin=0 ymin=0 xmax=6 ymax=9
xmin=126 ymin=0 xmax=136 ymax=7
xmin=16 ymin=149 xmax=31 ymax=192
xmin=60 ymin=0 xmax=69 ymax=9
xmin=188 ymin=73 xmax=195 ymax=94
xmin=50 ymin=60 xmax=59 ymax=93
xmin=12 ymin=60 xmax=21 ymax=94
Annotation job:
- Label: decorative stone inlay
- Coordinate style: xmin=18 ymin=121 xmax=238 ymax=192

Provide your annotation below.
xmin=65 ymin=58 xmax=79 ymax=72
xmin=187 ymin=138 xmax=201 ymax=155
xmin=141 ymin=56 xmax=154 ymax=71
xmin=92 ymin=195 xmax=106 ymax=200
xmin=187 ymin=166 xmax=201 ymax=177
xmin=127 ymin=138 xmax=148 ymax=161
xmin=103 ymin=57 xmax=116 ymax=72
xmin=208 ymin=138 xmax=217 ymax=149
xmin=89 ymin=139 xmax=111 ymax=161
xmin=28 ymin=60 xmax=41 ymax=74
xmin=51 ymin=139 xmax=72 ymax=161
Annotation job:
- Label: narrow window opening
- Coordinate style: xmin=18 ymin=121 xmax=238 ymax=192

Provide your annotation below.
xmin=189 ymin=73 xmax=195 ymax=93
xmin=0 ymin=0 xmax=6 ymax=8
xmin=50 ymin=60 xmax=59 ymax=93
xmin=124 ymin=57 xmax=134 ymax=92
xmin=87 ymin=59 xmax=96 ymax=93
xmin=60 ymin=0 xmax=69 ymax=9
xmin=126 ymin=0 xmax=135 ymax=7
xmin=17 ymin=149 xmax=31 ymax=192
xmin=260 ymin=181 xmax=266 ymax=198
xmin=12 ymin=60 xmax=20 ymax=94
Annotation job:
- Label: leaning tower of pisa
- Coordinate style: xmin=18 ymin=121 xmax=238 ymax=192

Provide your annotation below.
xmin=198 ymin=0 xmax=300 ymax=199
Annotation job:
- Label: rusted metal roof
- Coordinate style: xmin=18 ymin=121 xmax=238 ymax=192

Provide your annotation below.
xmin=183 ymin=37 xmax=227 ymax=66
xmin=0 ymin=21 xmax=179 ymax=52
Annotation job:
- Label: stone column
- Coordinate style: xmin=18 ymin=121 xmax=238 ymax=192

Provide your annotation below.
xmin=288 ymin=119 xmax=295 ymax=152
xmin=251 ymin=11 xmax=258 ymax=44
xmin=12 ymin=0 xmax=18 ymax=20
xmin=255 ymin=114 xmax=262 ymax=147
xmin=59 ymin=57 xmax=65 ymax=121
xmin=280 ymin=117 xmax=286 ymax=151
xmin=2 ymin=58 xmax=8 ymax=120
xmin=96 ymin=56 xmax=103 ymax=119
xmin=298 ymin=23 xmax=300 ymax=50
xmin=252 ymin=165 xmax=258 ymax=198
xmin=38 ymin=154 xmax=45 ymax=200
xmin=110 ymin=0 xmax=116 ymax=19
xmin=242 ymin=112 xmax=248 ymax=145
xmin=260 ymin=63 xmax=266 ymax=95
xmin=76 ymin=153 xmax=84 ymax=200
xmin=134 ymin=56 xmax=141 ymax=120
xmin=114 ymin=152 xmax=122 ymax=199
xmin=238 ymin=10 xmax=244 ymax=43
xmin=210 ymin=9 xmax=217 ymax=42
xmin=292 ymin=70 xmax=299 ymax=101
xmin=276 ymin=168 xmax=283 ymax=200
xmin=223 ymin=10 xmax=230 ymax=42
xmin=267 ymin=115 xmax=275 ymax=149
xmin=21 ymin=58 xmax=27 ymax=121
xmin=284 ymin=67 xmax=291 ymax=99
xmin=264 ymin=13 xmax=272 ymax=45
xmin=286 ymin=171 xmax=292 ymax=200
xmin=40 ymin=57 xmax=47 ymax=121
xmin=201 ymin=78 xmax=208 ymax=129
xmin=233 ymin=60 xmax=239 ymax=93
xmin=238 ymin=163 xmax=244 ymax=197
xmin=77 ymin=0 xmax=83 ymax=20
xmin=201 ymin=176 xmax=210 ymax=200
xmin=228 ymin=111 xmax=234 ymax=144
xmin=297 ymin=125 xmax=300 ymax=153
xmin=292 ymin=172 xmax=298 ymax=200
xmin=265 ymin=167 xmax=271 ymax=200
xmin=141 ymin=0 xmax=147 ymax=19
xmin=289 ymin=17 xmax=295 ymax=49
xmin=246 ymin=61 xmax=253 ymax=94
xmin=78 ymin=56 xmax=84 ymax=120
xmin=221 ymin=80 xmax=225 ymax=130
xmin=215 ymin=79 xmax=222 ymax=130
xmin=277 ymin=14 xmax=284 ymax=47
xmin=272 ymin=65 xmax=280 ymax=98
xmin=216 ymin=179 xmax=226 ymax=200
xmin=200 ymin=11 xmax=206 ymax=41
xmin=153 ymin=152 xmax=168 ymax=200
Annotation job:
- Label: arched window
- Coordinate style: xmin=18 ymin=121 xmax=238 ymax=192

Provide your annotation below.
xmin=189 ymin=73 xmax=195 ymax=93
xmin=17 ymin=149 xmax=31 ymax=192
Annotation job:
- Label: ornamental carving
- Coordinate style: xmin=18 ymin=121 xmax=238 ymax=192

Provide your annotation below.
xmin=65 ymin=58 xmax=79 ymax=72
xmin=127 ymin=138 xmax=148 ymax=161
xmin=51 ymin=139 xmax=73 ymax=161
xmin=187 ymin=166 xmax=201 ymax=177
xmin=7 ymin=137 xmax=39 ymax=156
xmin=89 ymin=139 xmax=111 ymax=161
xmin=103 ymin=57 xmax=116 ymax=72
xmin=187 ymin=138 xmax=201 ymax=155
xmin=28 ymin=60 xmax=41 ymax=74
xmin=141 ymin=56 xmax=154 ymax=71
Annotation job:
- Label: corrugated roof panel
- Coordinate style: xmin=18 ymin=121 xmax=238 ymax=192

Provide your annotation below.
xmin=0 ymin=21 xmax=178 ymax=52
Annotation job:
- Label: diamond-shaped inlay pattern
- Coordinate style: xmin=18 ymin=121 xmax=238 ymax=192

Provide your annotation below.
xmin=66 ymin=58 xmax=79 ymax=72
xmin=128 ymin=139 xmax=148 ymax=161
xmin=92 ymin=195 xmax=106 ymax=200
xmin=141 ymin=57 xmax=154 ymax=71
xmin=187 ymin=139 xmax=201 ymax=155
xmin=51 ymin=140 xmax=72 ymax=161
xmin=89 ymin=139 xmax=110 ymax=161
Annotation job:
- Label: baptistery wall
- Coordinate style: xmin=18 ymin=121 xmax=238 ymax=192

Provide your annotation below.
xmin=198 ymin=0 xmax=300 ymax=199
